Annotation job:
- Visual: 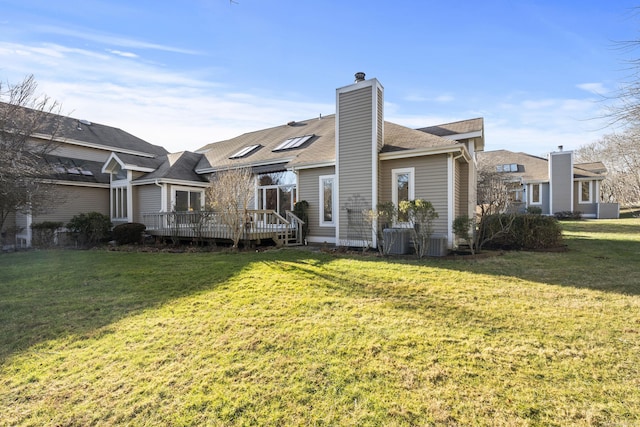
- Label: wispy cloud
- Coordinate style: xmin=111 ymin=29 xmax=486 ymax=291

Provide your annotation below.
xmin=107 ymin=49 xmax=139 ymax=58
xmin=34 ymin=25 xmax=201 ymax=55
xmin=576 ymin=82 xmax=608 ymax=95
xmin=0 ymin=39 xmax=330 ymax=152
xmin=0 ymin=36 xmax=613 ymax=155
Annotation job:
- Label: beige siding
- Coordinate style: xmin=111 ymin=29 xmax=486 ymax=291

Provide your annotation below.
xmin=337 ymin=86 xmax=374 ymax=242
xmin=456 ymin=160 xmax=469 ymax=219
xmin=380 ymin=154 xmax=450 ymax=235
xmin=33 ymin=185 xmax=109 ymax=224
xmin=135 ymin=185 xmax=162 ymax=222
xmin=298 ymin=166 xmax=335 ymax=240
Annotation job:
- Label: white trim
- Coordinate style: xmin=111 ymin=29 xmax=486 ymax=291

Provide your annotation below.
xmin=291 ymin=161 xmax=336 ymax=171
xmin=391 ymin=167 xmax=415 ymax=228
xmin=380 ymin=145 xmax=470 ymax=162
xmin=578 ymin=180 xmax=592 ymax=204
xmin=447 ymin=154 xmax=454 ymax=247
xmin=40 ymin=179 xmax=110 ymax=189
xmin=319 ymin=175 xmax=336 ymax=227
xmin=439 ymin=130 xmax=483 ymax=141
xmin=132 ymin=178 xmax=210 ymax=187
xmin=195 ymin=158 xmax=295 ymax=174
xmin=306 ymin=236 xmax=336 ymax=244
xmin=102 ymin=153 xmax=156 ymax=174
xmin=391 ymin=167 xmax=415 ymax=202
xmin=171 ymin=185 xmax=206 ymax=211
xmin=529 ymin=183 xmax=542 ymax=205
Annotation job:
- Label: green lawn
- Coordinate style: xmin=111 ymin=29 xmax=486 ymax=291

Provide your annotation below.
xmin=1 ymin=219 xmax=639 ymax=426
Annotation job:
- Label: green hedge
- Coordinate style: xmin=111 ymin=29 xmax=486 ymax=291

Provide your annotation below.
xmin=112 ymin=222 xmax=146 ymax=245
xmin=479 ymin=214 xmax=563 ymax=250
xmin=66 ymin=212 xmax=112 ymax=245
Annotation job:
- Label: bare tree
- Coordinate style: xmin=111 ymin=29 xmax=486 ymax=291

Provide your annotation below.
xmin=0 ymin=75 xmax=63 ymax=236
xmin=475 ymin=161 xmax=521 ymax=251
xmin=476 ymin=165 xmax=513 ymax=216
xmin=575 ymin=128 xmax=640 ymax=207
xmin=205 ymin=167 xmax=254 ymax=249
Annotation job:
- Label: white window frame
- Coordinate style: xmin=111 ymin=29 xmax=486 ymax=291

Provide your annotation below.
xmin=171 ymin=186 xmax=205 ymax=211
xmin=529 ymin=183 xmax=541 ymax=205
xmin=392 ymin=167 xmax=415 ymax=226
xmin=319 ymin=175 xmax=335 ymax=227
xmin=579 ymin=181 xmax=592 ymax=204
xmin=111 ymin=184 xmax=129 ymax=221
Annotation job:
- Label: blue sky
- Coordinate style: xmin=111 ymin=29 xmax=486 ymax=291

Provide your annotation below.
xmin=1 ymin=1 xmax=638 ymax=154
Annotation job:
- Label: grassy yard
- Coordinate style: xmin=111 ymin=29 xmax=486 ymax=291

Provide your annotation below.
xmin=0 ymin=219 xmax=639 ymax=426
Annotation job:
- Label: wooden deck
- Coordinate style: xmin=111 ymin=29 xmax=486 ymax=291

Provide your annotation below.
xmin=141 ymin=210 xmax=304 ymax=246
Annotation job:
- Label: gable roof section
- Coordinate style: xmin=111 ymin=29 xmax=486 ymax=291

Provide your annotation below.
xmin=418 ymin=117 xmax=484 ymax=138
xmin=1 ymin=101 xmax=168 ymax=158
xmin=196 ymin=116 xmax=336 ymax=172
xmin=196 ymin=115 xmax=461 ymax=172
xmin=134 ymin=151 xmax=209 ymax=184
xmin=419 ymin=117 xmax=485 ymax=152
xmin=102 ymin=152 xmax=165 ymax=174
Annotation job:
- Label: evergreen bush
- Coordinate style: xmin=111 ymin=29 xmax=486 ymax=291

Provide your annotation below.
xmin=112 ymin=222 xmax=146 ymax=245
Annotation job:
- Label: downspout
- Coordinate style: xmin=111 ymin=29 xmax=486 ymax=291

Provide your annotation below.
xmin=448 ymin=150 xmax=465 ymax=249
xmin=155 ymin=179 xmax=166 ymax=212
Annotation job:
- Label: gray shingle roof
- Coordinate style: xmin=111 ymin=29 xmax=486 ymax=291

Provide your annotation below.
xmin=195 ymin=114 xmax=460 ymax=172
xmin=1 ymin=101 xmax=168 ymax=157
xmin=43 ymin=155 xmax=110 ymax=185
xmin=418 ymin=117 xmax=484 ymax=137
xmin=135 ymin=151 xmax=209 ymax=183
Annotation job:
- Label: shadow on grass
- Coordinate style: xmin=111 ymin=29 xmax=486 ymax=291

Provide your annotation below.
xmin=288 ymin=219 xmax=640 ymax=297
xmin=0 ymin=250 xmax=255 ymax=365
xmin=418 ymin=219 xmax=640 ymax=296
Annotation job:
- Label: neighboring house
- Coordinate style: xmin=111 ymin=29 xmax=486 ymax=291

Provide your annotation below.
xmin=3 ymin=73 xmax=485 ymax=251
xmin=477 ymin=148 xmax=619 ymax=219
xmin=0 ymin=102 xmax=169 ymax=247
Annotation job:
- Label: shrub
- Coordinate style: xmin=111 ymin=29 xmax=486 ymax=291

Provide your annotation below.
xmin=479 ymin=213 xmax=562 ymax=250
xmin=554 ymin=211 xmax=582 ymax=220
xmin=31 ymin=221 xmax=63 ymax=248
xmin=112 ymin=222 xmax=146 ymax=245
xmin=67 ymin=212 xmax=112 ymax=246
xmin=526 ymin=206 xmax=543 ymax=215
xmin=293 ymin=200 xmax=309 ymax=240
xmin=399 ymin=199 xmax=438 ymax=258
xmin=452 ymin=215 xmax=475 ymax=254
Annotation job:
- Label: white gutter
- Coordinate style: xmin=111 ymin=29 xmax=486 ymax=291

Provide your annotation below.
xmin=380 ymin=145 xmax=471 ymax=162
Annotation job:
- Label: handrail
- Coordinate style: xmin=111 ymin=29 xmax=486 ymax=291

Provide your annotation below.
xmin=140 ymin=209 xmax=304 ymax=245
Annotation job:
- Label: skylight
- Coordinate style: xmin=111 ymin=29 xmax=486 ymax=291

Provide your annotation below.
xmin=230 ymin=144 xmax=261 ymax=159
xmin=496 ymin=163 xmax=519 ymax=173
xmin=273 ymin=134 xmax=314 ymax=152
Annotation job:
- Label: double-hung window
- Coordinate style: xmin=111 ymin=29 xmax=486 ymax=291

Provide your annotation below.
xmin=530 ymin=183 xmax=541 ymax=205
xmin=319 ymin=175 xmax=335 ymax=226
xmin=392 ymin=168 xmax=415 ymax=224
xmin=579 ymin=181 xmax=592 ymax=204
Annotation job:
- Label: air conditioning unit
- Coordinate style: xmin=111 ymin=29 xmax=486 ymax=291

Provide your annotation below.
xmin=428 ymin=234 xmax=448 ymax=257
xmin=383 ymin=228 xmax=411 ymax=255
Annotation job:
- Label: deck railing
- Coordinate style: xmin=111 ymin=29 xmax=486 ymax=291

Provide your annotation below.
xmin=141 ymin=209 xmax=304 ymax=246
